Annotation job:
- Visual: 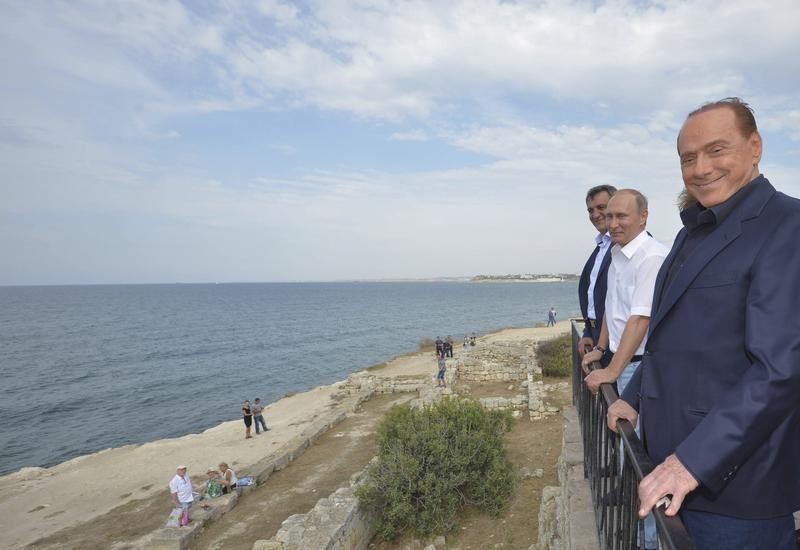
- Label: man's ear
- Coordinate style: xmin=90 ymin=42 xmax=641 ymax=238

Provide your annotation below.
xmin=750 ymin=132 xmax=763 ymax=166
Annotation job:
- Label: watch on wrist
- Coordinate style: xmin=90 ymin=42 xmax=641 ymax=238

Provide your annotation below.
xmin=593 ymin=345 xmax=606 ymax=353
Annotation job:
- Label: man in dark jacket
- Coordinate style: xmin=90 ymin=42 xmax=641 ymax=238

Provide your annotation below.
xmin=577 ymin=184 xmax=616 ymax=355
xmin=608 ymin=98 xmax=800 ymax=549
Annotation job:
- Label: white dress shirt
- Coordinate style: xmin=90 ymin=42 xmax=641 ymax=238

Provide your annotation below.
xmin=605 ymin=230 xmax=668 ymax=355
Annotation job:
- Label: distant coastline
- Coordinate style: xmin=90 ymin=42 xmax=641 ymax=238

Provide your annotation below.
xmin=470 ymin=274 xmax=579 ymax=283
xmin=347 ymin=274 xmax=580 ymax=283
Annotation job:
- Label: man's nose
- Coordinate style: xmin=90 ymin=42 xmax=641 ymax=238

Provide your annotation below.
xmin=693 ymin=153 xmax=713 ymax=177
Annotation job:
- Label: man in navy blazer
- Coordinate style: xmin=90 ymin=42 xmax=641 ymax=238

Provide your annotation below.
xmin=608 ymin=98 xmax=800 ymax=549
xmin=578 ymin=185 xmax=616 ymax=355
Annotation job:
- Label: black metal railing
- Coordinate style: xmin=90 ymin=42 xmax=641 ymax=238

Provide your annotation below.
xmin=571 ymin=320 xmax=695 ymax=550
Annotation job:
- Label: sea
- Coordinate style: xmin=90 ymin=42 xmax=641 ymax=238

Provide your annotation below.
xmin=0 ymin=281 xmax=579 ymax=477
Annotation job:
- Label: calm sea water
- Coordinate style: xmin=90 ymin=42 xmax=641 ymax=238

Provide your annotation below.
xmin=0 ymin=281 xmax=578 ymax=476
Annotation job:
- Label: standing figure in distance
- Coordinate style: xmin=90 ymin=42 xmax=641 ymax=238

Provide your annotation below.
xmin=547 ymin=307 xmax=557 ymax=326
xmin=242 ymin=399 xmax=253 ymax=439
xmin=436 ymin=355 xmax=447 ymax=387
xmin=252 ymin=397 xmax=269 ymax=434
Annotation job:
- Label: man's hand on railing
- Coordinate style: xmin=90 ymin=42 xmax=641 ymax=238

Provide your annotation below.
xmin=607 ymin=398 xmax=638 ymax=432
xmin=638 ymin=454 xmax=699 ymax=519
xmin=577 ymin=336 xmax=594 ymax=358
xmin=580 ymin=348 xmax=602 ymax=375
xmin=584 ymin=367 xmax=616 ymax=393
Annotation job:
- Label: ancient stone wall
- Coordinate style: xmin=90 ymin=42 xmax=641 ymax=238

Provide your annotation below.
xmin=342 ymin=372 xmax=427 ymax=395
xmin=536 ymin=407 xmax=598 ymax=550
xmin=254 ymin=482 xmax=375 ymax=550
xmin=457 ymin=341 xmax=533 ymax=382
xmin=478 ymin=395 xmax=528 ymax=410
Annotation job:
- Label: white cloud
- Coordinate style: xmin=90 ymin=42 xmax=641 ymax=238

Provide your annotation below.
xmin=389 ymin=130 xmax=430 ymax=142
xmin=2 ymin=1 xmax=800 ymax=284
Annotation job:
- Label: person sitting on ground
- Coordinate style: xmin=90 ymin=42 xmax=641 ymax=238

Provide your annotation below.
xmin=204 ymin=467 xmax=224 ymax=498
xmin=218 ymin=462 xmax=238 ymax=493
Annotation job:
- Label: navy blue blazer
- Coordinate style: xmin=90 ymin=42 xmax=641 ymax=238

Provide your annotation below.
xmin=622 ymin=177 xmax=800 ymax=518
xmin=578 ymin=238 xmax=612 ymax=339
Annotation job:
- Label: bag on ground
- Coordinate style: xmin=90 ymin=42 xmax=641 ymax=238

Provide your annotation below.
xmin=236 ymin=475 xmax=254 ymax=486
xmin=166 ymin=507 xmax=182 ymax=528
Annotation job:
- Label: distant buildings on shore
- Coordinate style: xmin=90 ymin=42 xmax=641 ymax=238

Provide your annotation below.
xmin=470 ymin=273 xmax=578 ymax=283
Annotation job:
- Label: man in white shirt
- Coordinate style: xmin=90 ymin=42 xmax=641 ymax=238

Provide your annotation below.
xmin=581 ymin=188 xmax=667 ymax=550
xmin=582 ymin=189 xmax=667 ymax=394
xmin=169 ymin=465 xmax=194 ymax=516
xmin=581 ymin=189 xmax=669 ymax=548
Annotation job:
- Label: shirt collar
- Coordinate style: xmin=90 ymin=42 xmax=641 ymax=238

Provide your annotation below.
xmin=680 ymin=175 xmax=763 ymax=231
xmin=594 ymin=232 xmax=612 ymax=247
xmin=617 ymin=229 xmax=649 ymax=259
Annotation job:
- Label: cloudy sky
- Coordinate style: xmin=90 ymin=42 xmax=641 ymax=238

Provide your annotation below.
xmin=2 ymin=0 xmax=799 ymax=285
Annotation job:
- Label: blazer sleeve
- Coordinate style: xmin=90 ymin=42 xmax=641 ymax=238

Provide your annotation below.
xmin=674 ymin=214 xmax=800 ymax=492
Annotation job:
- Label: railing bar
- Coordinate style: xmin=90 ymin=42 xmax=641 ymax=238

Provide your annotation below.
xmin=569 ymin=319 xmax=695 ymax=550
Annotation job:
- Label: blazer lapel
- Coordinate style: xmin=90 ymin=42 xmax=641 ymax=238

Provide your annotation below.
xmin=579 ymin=245 xmax=600 ymax=316
xmin=649 ymin=228 xmax=686 ymax=325
xmin=649 ymin=178 xmax=776 ymax=334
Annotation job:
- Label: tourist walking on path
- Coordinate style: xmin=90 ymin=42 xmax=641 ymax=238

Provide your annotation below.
xmin=169 ymin=465 xmax=194 ymax=522
xmin=436 ymin=356 xmax=447 ymax=387
xmin=252 ymin=397 xmax=269 ymax=434
xmin=547 ymin=307 xmax=557 ymax=326
xmin=242 ymin=400 xmax=253 ymax=439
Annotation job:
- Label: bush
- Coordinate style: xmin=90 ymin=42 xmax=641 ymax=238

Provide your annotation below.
xmin=536 ymin=333 xmax=572 ymax=377
xmin=418 ymin=336 xmax=435 ymax=351
xmin=356 ymin=398 xmax=514 ymax=540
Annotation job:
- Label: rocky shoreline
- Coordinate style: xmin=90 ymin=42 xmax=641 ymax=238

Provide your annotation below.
xmin=0 ymin=321 xmax=571 ymax=549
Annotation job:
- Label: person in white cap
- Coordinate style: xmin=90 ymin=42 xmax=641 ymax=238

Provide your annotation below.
xmin=169 ymin=465 xmax=194 ymax=519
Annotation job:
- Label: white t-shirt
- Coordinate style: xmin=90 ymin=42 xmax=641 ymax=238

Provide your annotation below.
xmin=605 ymin=230 xmax=668 ymax=355
xmin=223 ymin=468 xmax=238 ymax=486
xmin=169 ymin=473 xmax=194 ymax=503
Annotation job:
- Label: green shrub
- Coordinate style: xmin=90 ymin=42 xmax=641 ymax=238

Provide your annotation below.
xmin=356 ymin=398 xmax=514 ymax=540
xmin=536 ymin=333 xmax=572 ymax=377
xmin=418 ymin=336 xmax=435 ymax=351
